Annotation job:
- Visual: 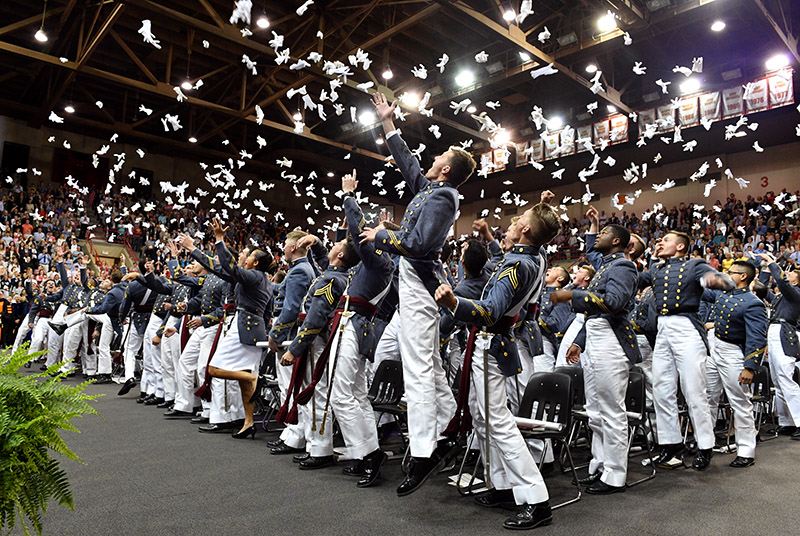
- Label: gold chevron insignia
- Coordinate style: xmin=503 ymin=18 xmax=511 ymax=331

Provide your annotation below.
xmin=314 ymin=280 xmax=336 ymax=305
xmin=498 ymin=262 xmax=520 ymax=289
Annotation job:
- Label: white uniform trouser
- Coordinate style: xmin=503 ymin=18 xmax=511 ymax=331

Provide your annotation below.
xmin=706 ymin=338 xmax=756 ymax=458
xmin=160 ymin=327 xmax=181 ymax=401
xmin=63 ymin=321 xmax=88 ymax=373
xmin=123 ymin=322 xmax=145 ymax=382
xmin=652 ymin=315 xmax=715 ymax=449
xmin=636 ymin=334 xmax=654 ymax=406
xmin=45 ymin=324 xmax=64 ymax=367
xmin=174 ymin=324 xmax=215 ymax=413
xmin=209 ymin=316 xmax=244 ymax=425
xmin=398 ymin=258 xmax=456 ymax=458
xmin=533 ymin=338 xmax=556 ymax=373
xmin=510 ymin=339 xmax=553 ymax=464
xmin=301 ymin=335 xmax=333 ymax=457
xmin=331 ymin=318 xmax=379 ymax=460
xmin=81 ymin=313 xmax=114 ymax=375
xmin=276 ymin=319 xmax=306 ymax=449
xmin=445 ymin=334 xmax=464 ymax=386
xmin=584 ymin=318 xmax=630 ymax=487
xmin=470 ymin=336 xmax=549 ymax=505
xmin=142 ymin=315 xmax=164 ymax=397
xmin=12 ymin=319 xmax=32 ymax=352
xmin=556 ymin=315 xmax=585 ymax=368
xmin=30 ymin=317 xmax=49 ymax=353
xmin=53 ymin=304 xmax=67 ymax=323
xmin=768 ymin=324 xmax=800 ymax=426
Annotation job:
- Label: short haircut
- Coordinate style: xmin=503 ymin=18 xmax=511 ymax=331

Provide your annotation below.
xmin=251 ymin=249 xmax=275 ymax=273
xmin=445 ymin=147 xmax=477 ymax=186
xmin=138 ymin=259 xmax=147 ymax=273
xmin=732 ymin=260 xmax=756 ymax=283
xmin=441 ymin=241 xmax=452 ymax=263
xmin=752 ymin=279 xmax=767 ymax=300
xmin=110 ymin=270 xmax=122 ymax=284
xmin=555 ymin=266 xmax=570 ymax=287
xmin=286 ymin=230 xmax=308 ymax=244
xmin=667 ymin=231 xmax=691 ymax=253
xmin=580 ymin=265 xmax=597 ymax=281
xmin=272 ymin=270 xmax=286 ymax=284
xmin=340 ymin=236 xmax=360 ymax=268
xmin=605 ymin=224 xmax=631 ymax=249
xmin=462 ymin=239 xmax=487 ymax=276
xmin=526 ymin=203 xmax=562 ymax=246
xmin=382 ymin=220 xmax=400 ymax=231
xmin=629 ymin=233 xmax=646 ymax=260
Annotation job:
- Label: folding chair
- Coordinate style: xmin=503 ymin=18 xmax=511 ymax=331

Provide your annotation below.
xmin=518 ymin=371 xmax=581 ymax=510
xmin=368 ymin=360 xmax=408 ymax=468
xmin=553 ymin=366 xmax=587 ymax=472
xmin=253 ymin=349 xmax=283 ymax=432
xmin=626 ymin=369 xmax=656 ymax=486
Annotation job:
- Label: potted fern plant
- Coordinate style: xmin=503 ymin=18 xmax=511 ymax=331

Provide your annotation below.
xmin=0 ymin=345 xmax=100 ymax=535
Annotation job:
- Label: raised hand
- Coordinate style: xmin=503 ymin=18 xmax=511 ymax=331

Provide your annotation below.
xmin=434 ymin=283 xmax=457 ymax=310
xmin=342 ymin=169 xmax=358 ymax=193
xmin=371 ymin=91 xmax=397 ymax=122
xmin=296 ymin=234 xmax=319 ymax=250
xmin=540 ymin=190 xmax=555 ymax=204
xmin=209 ymin=217 xmax=229 ymax=242
xmin=177 ymin=233 xmax=195 ymax=251
xmin=167 ymin=240 xmax=179 ymax=258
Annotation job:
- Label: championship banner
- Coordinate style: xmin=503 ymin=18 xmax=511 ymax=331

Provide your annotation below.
xmin=768 ymin=70 xmax=794 ymax=108
xmin=656 ymin=104 xmax=675 ymax=131
xmin=480 ymin=152 xmax=493 ymax=173
xmin=722 ymin=86 xmax=744 ymax=118
xmin=744 ymin=77 xmax=768 ymax=113
xmin=530 ymin=138 xmax=544 ymax=162
xmin=515 ymin=142 xmax=529 ymax=166
xmin=593 ymin=119 xmax=610 ymax=145
xmin=542 ymin=132 xmax=560 ymax=159
xmin=679 ymin=96 xmax=699 ymax=127
xmin=638 ymin=108 xmax=656 ymax=137
xmin=609 ymin=114 xmax=629 ymax=143
xmin=576 ymin=125 xmax=593 ymax=152
xmin=493 ymin=148 xmax=509 ymax=172
xmin=699 ymin=91 xmax=721 ymax=122
xmin=560 ymin=125 xmax=576 ymax=155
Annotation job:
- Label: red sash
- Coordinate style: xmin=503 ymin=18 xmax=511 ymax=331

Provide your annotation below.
xmin=194 ymin=319 xmax=226 ymax=402
xmin=179 ymin=316 xmax=191 ymax=352
xmin=443 ymin=314 xmax=519 ymax=438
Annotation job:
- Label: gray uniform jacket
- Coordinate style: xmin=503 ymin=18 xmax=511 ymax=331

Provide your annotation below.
xmin=767 ymin=262 xmax=800 ymax=358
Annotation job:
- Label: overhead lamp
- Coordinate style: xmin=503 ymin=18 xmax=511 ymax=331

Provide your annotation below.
xmin=519 ymin=52 xmax=532 ymax=62
xmin=494 ymin=129 xmax=511 ymax=144
xmin=721 ymin=68 xmax=742 ymax=81
xmin=597 ymin=12 xmax=617 ymax=33
xmin=180 ymin=80 xmax=193 ymax=90
xmin=466 ymin=105 xmax=477 ymax=114
xmin=359 ymin=110 xmax=377 ymax=125
xmin=400 ymin=92 xmax=419 ymax=107
xmin=455 ymin=70 xmax=475 ymax=87
xmin=556 ymin=32 xmax=578 ymax=46
xmin=680 ymin=78 xmax=701 ymax=93
xmin=256 ymin=15 xmax=270 ymax=29
xmin=710 ymin=20 xmax=725 ymax=32
xmin=35 ymin=29 xmax=48 ymax=42
xmin=381 ymin=68 xmax=393 ymax=80
xmin=376 ymin=137 xmax=384 ymax=145
xmin=548 ymin=116 xmax=563 ymax=129
xmin=188 ymin=136 xmax=198 ymax=143
xmin=292 ymin=111 xmax=303 ymax=121
xmin=765 ymin=54 xmax=789 ymax=71
xmin=327 ymin=172 xmax=334 ymax=177
xmin=607 ymin=105 xmax=616 ymax=113
xmin=503 ymin=10 xmax=516 ymax=22
xmin=64 ymin=104 xmax=75 ymax=114
xmin=585 ymin=64 xmax=598 ymax=74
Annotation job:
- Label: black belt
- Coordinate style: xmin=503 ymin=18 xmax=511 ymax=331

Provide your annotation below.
xmin=237 ymin=306 xmax=262 ymax=316
xmin=715 ymin=334 xmax=744 ymax=346
xmin=658 ymin=307 xmax=699 ymax=315
xmin=771 ymin=319 xmax=795 ymax=326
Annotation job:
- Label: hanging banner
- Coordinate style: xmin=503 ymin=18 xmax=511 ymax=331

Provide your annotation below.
xmin=530 ymin=138 xmax=544 ymax=162
xmin=515 ymin=142 xmax=529 ymax=166
xmin=656 ymin=105 xmax=675 ymax=131
xmin=744 ymin=78 xmax=769 ymax=113
xmin=609 ymin=115 xmax=629 ymax=143
xmin=576 ymin=125 xmax=593 ymax=152
xmin=638 ymin=108 xmax=656 ymax=137
xmin=699 ymin=91 xmax=721 ymax=122
xmin=542 ymin=132 xmax=560 ymax=159
xmin=768 ymin=70 xmax=794 ymax=108
xmin=480 ymin=152 xmax=493 ymax=174
xmin=493 ymin=148 xmax=509 ymax=172
xmin=593 ymin=119 xmax=610 ymax=145
xmin=560 ymin=126 xmax=576 ymax=155
xmin=722 ymin=86 xmax=744 ymax=118
xmin=678 ymin=96 xmax=699 ymax=127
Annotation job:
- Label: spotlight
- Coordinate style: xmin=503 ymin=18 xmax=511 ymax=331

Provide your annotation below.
xmin=519 ymin=52 xmax=532 ymax=62
xmin=400 ymin=92 xmax=419 ymax=107
xmin=256 ymin=15 xmax=270 ymax=29
xmin=597 ymin=12 xmax=617 ymax=33
xmin=455 ymin=70 xmax=475 ymax=88
xmin=381 ymin=68 xmax=393 ymax=80
xmin=710 ymin=20 xmax=725 ymax=32
xmin=376 ymin=137 xmax=385 ymax=145
xmin=64 ymin=105 xmax=75 ymax=114
xmin=680 ymin=78 xmax=701 ymax=93
xmin=503 ymin=10 xmax=516 ymax=22
xmin=292 ymin=111 xmax=303 ymax=121
xmin=585 ymin=64 xmax=598 ymax=74
xmin=327 ymin=172 xmax=334 ymax=177
xmin=35 ymin=29 xmax=48 ymax=42
xmin=607 ymin=105 xmax=616 ymax=113
xmin=466 ymin=105 xmax=477 ymax=113
xmin=359 ymin=110 xmax=376 ymax=125
xmin=494 ymin=129 xmax=511 ymax=144
xmin=548 ymin=116 xmax=563 ymax=130
xmin=181 ymin=80 xmax=193 ymax=91
xmin=765 ymin=54 xmax=789 ymax=71
xmin=188 ymin=136 xmax=198 ymax=143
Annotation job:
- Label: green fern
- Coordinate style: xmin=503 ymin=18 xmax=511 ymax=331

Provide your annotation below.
xmin=0 ymin=344 xmax=101 ymax=535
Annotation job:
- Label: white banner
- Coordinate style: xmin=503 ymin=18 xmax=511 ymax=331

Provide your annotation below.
xmin=609 ymin=115 xmax=629 ymax=143
xmin=656 ymin=105 xmax=675 ymax=131
xmin=530 ymin=138 xmax=544 ymax=162
xmin=576 ymin=125 xmax=592 ymax=152
xmin=723 ymin=86 xmax=744 ymax=118
xmin=542 ymin=132 xmax=560 ymax=159
xmin=679 ymin=96 xmax=699 ymax=127
xmin=593 ymin=119 xmax=610 ymax=144
xmin=744 ymin=78 xmax=768 ymax=113
xmin=699 ymin=91 xmax=721 ymax=122
xmin=638 ymin=108 xmax=656 ymax=137
xmin=560 ymin=126 xmax=576 ymax=155
xmin=768 ymin=70 xmax=794 ymax=108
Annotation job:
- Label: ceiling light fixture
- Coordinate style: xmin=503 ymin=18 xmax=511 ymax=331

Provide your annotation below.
xmin=181 ymin=80 xmax=193 ymax=90
xmin=597 ymin=12 xmax=617 ymax=33
xmin=680 ymin=78 xmax=701 ymax=93
xmin=359 ymin=110 xmax=377 ymax=125
xmin=381 ymin=68 xmax=393 ymax=80
xmin=494 ymin=129 xmax=511 ymax=144
xmin=64 ymin=104 xmax=75 ymax=114
xmin=327 ymin=172 xmax=334 ymax=177
xmin=503 ymin=10 xmax=516 ymax=22
xmin=292 ymin=111 xmax=303 ymax=121
xmin=548 ymin=116 xmax=563 ymax=130
xmin=376 ymin=137 xmax=384 ymax=145
xmin=455 ymin=70 xmax=475 ymax=88
xmin=400 ymin=92 xmax=419 ymax=107
xmin=188 ymin=136 xmax=198 ymax=143
xmin=519 ymin=52 xmax=532 ymax=62
xmin=34 ymin=0 xmax=48 ymax=42
xmin=466 ymin=105 xmax=477 ymax=114
xmin=585 ymin=63 xmax=598 ymax=74
xmin=607 ymin=105 xmax=617 ymax=113
xmin=765 ymin=54 xmax=789 ymax=71
xmin=710 ymin=20 xmax=725 ymax=32
xmin=256 ymin=15 xmax=270 ymax=29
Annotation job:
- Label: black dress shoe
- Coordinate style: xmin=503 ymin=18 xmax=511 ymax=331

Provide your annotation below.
xmin=293 ymin=452 xmax=311 ymax=463
xmin=586 ymin=480 xmax=626 ymax=495
xmin=343 ymin=460 xmax=365 ymax=476
xmin=357 ymin=449 xmax=388 ymax=488
xmin=654 ymin=443 xmax=686 ymax=468
xmin=776 ymin=426 xmax=797 ymax=436
xmin=267 ymin=438 xmax=284 ymax=448
xmin=117 ymin=378 xmax=137 ymax=396
xmin=792 ymin=429 xmax=800 ymax=441
xmin=434 ymin=437 xmax=461 ymax=466
xmin=573 ymin=472 xmax=602 ymax=486
xmin=474 ymin=488 xmax=515 ymax=509
xmin=145 ymin=396 xmax=165 ymax=406
xmin=729 ymin=456 xmax=755 ymax=468
xmin=39 ymin=365 xmax=48 ymax=371
xmin=299 ymin=455 xmax=335 ymax=470
xmin=95 ymin=374 xmax=113 ymax=384
xmin=503 ymin=502 xmax=553 ymax=530
xmin=136 ymin=393 xmax=149 ymax=404
xmin=396 ymin=456 xmax=445 ymax=497
xmin=164 ymin=409 xmax=196 ymax=418
xmin=156 ymin=399 xmax=174 ymax=409
xmin=692 ymin=448 xmax=713 ymax=471
xmin=191 ymin=416 xmax=210 ymax=424
xmin=271 ymin=442 xmax=305 ymax=455
xmin=199 ymin=422 xmax=238 ymax=433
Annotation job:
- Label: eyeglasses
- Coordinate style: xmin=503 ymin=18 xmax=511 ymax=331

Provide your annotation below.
xmin=727 ymin=271 xmax=747 ymax=275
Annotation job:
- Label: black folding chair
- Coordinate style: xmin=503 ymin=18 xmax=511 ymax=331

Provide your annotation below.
xmin=553 ymin=366 xmax=587 ymax=472
xmin=518 ymin=372 xmax=581 ymax=510
xmin=368 ymin=360 xmax=408 ymax=467
xmin=253 ymin=349 xmax=282 ymax=432
xmin=626 ymin=369 xmax=656 ymax=486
